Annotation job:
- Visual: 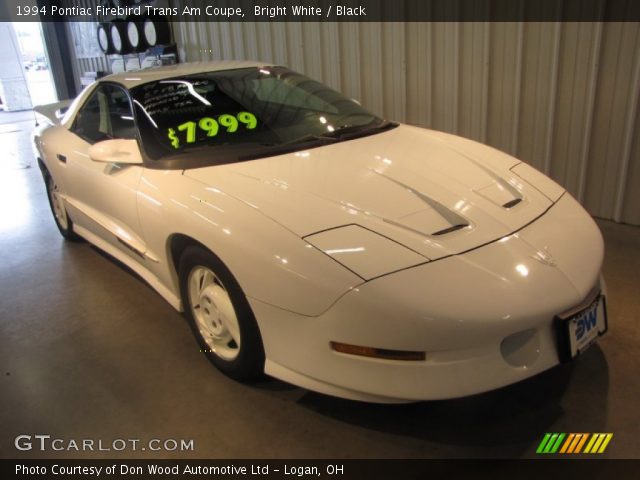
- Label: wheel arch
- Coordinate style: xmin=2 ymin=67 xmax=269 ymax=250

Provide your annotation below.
xmin=167 ymin=233 xmax=245 ymax=309
xmin=168 ymin=232 xmax=266 ymax=379
xmin=168 ymin=234 xmax=204 ymax=298
xmin=37 ymin=157 xmax=49 ymax=178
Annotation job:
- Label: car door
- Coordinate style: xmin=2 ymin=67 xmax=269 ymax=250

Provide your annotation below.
xmin=58 ymin=83 xmax=148 ymax=262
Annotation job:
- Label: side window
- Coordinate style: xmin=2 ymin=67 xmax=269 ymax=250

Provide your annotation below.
xmin=72 ymin=85 xmax=136 ymax=144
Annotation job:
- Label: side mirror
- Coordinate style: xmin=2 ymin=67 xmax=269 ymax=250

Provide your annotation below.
xmin=88 ymin=139 xmax=143 ymax=165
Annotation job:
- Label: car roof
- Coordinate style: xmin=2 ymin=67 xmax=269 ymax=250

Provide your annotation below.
xmin=102 ymin=60 xmax=274 ymax=89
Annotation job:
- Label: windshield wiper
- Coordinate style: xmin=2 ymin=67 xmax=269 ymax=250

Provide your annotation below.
xmin=327 ymin=119 xmax=396 ymax=139
xmin=238 ymin=120 xmax=398 ymax=161
xmin=282 ymin=133 xmax=339 ymax=145
xmin=281 ymin=120 xmax=396 ymax=146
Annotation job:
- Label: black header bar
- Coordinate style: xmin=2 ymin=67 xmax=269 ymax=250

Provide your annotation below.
xmin=2 ymin=0 xmax=640 ymax=22
xmin=3 ymin=459 xmax=640 ymax=480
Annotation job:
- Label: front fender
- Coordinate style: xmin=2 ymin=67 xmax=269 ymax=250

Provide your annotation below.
xmin=137 ymin=169 xmax=362 ymax=316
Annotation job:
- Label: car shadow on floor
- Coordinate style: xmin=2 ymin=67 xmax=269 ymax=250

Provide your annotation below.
xmin=255 ymin=347 xmax=610 ymax=457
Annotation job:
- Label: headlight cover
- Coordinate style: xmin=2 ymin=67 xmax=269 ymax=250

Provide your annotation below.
xmin=304 ymin=224 xmax=428 ymax=280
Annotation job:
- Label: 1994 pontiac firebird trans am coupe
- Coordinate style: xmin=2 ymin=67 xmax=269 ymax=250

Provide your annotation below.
xmin=33 ymin=61 xmax=608 ymax=403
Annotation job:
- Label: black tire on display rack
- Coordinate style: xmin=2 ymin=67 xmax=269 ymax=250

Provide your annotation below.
xmin=143 ymin=15 xmax=171 ymax=47
xmin=110 ymin=19 xmax=134 ymax=55
xmin=125 ymin=16 xmax=148 ymax=52
xmin=97 ymin=23 xmax=115 ymax=54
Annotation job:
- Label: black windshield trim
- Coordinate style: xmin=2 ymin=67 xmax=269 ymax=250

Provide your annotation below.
xmin=141 ymin=122 xmax=399 ymax=170
xmin=238 ymin=121 xmax=398 ymax=161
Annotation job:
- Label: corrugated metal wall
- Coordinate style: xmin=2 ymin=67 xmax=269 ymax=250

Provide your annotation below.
xmin=74 ymin=19 xmax=640 ymax=225
xmin=72 ymin=51 xmax=109 ymax=78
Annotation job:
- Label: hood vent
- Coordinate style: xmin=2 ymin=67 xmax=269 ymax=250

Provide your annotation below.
xmin=432 ymin=223 xmax=468 ymax=236
xmin=453 ymin=151 xmax=525 ymax=211
xmin=503 ymin=198 xmax=523 ymax=209
xmin=475 ymin=180 xmax=524 ymax=211
xmin=370 ymin=169 xmax=470 ymax=236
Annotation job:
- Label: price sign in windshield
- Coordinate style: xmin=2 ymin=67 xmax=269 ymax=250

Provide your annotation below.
xmin=167 ymin=112 xmax=258 ymax=149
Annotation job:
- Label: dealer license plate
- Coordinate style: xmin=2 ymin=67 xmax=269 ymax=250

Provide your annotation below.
xmin=555 ymin=294 xmax=608 ymax=362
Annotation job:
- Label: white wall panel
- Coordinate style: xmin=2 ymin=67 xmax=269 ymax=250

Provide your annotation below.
xmin=167 ymin=20 xmax=639 ymax=225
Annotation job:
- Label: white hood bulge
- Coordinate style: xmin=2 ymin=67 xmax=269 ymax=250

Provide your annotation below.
xmin=185 ymin=125 xmax=563 ymax=262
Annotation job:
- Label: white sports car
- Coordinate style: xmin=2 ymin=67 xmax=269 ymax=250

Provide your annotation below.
xmin=33 ymin=61 xmax=607 ymax=403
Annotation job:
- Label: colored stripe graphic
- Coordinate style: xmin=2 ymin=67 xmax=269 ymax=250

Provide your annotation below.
xmin=584 ymin=433 xmax=614 ymax=453
xmin=559 ymin=433 xmax=575 ymax=453
xmin=543 ymin=433 xmax=559 ymax=453
xmin=598 ymin=434 xmax=614 ymax=453
xmin=536 ymin=433 xmax=552 ymax=454
xmin=574 ymin=434 xmax=588 ymax=453
xmin=584 ymin=434 xmax=598 ymax=453
xmin=537 ymin=433 xmax=613 ymax=454
xmin=567 ymin=434 xmax=582 ymax=453
xmin=550 ymin=433 xmax=565 ymax=453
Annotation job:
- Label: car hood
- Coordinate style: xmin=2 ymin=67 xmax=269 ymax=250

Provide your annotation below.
xmin=184 ymin=124 xmax=564 ymax=261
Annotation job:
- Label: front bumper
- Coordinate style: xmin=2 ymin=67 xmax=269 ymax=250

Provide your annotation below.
xmin=253 ymin=193 xmax=605 ymax=402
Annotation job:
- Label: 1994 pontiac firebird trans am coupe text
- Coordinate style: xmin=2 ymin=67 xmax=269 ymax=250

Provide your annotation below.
xmin=33 ymin=61 xmax=608 ymax=403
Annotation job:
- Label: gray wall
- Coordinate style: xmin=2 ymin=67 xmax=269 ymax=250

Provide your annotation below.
xmin=171 ymin=21 xmax=640 ymax=226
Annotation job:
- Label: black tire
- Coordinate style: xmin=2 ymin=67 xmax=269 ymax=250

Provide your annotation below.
xmin=110 ymin=19 xmax=133 ymax=55
xmin=143 ymin=16 xmax=171 ymax=47
xmin=43 ymin=171 xmax=82 ymax=242
xmin=126 ymin=17 xmax=148 ymax=52
xmin=179 ymin=246 xmax=265 ymax=381
xmin=97 ymin=23 xmax=115 ymax=55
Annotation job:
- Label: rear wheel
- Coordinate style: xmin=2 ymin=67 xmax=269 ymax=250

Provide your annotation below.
xmin=179 ymin=246 xmax=265 ymax=381
xmin=44 ymin=172 xmax=82 ymax=241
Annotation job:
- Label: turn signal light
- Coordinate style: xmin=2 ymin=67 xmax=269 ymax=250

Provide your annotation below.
xmin=330 ymin=341 xmax=426 ymax=361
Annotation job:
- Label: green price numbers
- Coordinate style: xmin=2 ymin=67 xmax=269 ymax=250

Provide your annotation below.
xmin=167 ymin=112 xmax=258 ymax=149
xmin=218 ymin=114 xmax=238 ymax=132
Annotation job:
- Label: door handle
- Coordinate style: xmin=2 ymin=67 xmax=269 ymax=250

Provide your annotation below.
xmin=56 ymin=154 xmax=67 ymax=163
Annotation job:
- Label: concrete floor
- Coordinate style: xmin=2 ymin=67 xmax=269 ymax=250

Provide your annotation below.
xmin=1 ymin=112 xmax=639 ymax=459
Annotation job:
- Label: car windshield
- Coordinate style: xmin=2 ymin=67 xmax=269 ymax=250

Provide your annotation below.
xmin=130 ymin=66 xmax=390 ymax=163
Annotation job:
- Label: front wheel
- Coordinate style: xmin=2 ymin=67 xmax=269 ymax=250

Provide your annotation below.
xmin=179 ymin=246 xmax=265 ymax=381
xmin=44 ymin=173 xmax=82 ymax=241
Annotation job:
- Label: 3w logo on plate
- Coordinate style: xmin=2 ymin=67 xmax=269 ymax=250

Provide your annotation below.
xmin=575 ymin=307 xmax=598 ymax=340
xmin=536 ymin=433 xmax=613 ymax=454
